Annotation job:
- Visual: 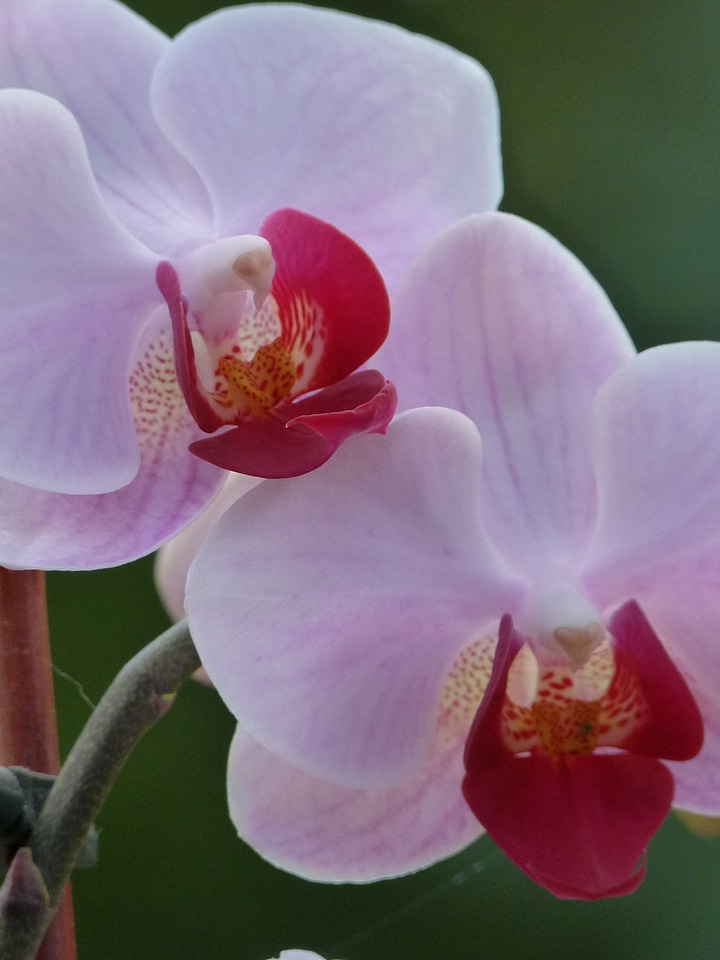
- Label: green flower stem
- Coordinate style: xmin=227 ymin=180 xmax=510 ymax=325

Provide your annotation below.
xmin=0 ymin=619 xmax=200 ymax=959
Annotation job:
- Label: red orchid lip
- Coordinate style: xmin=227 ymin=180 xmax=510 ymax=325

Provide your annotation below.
xmin=464 ymin=751 xmax=671 ymax=899
xmin=157 ymin=208 xmax=394 ymax=479
xmin=189 ymin=374 xmax=397 ymax=479
xmin=463 ymin=600 xmax=703 ymax=900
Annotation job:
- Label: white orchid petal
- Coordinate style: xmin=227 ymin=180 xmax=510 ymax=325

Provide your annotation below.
xmin=583 ymin=341 xmax=720 ymax=595
xmin=0 ymin=312 xmax=224 ymax=569
xmin=380 ymin=213 xmax=635 ymax=576
xmin=0 ymin=0 xmax=212 ymax=252
xmin=228 ymin=724 xmax=482 ymax=882
xmin=151 ymin=3 xmax=501 ymax=287
xmin=0 ymin=90 xmax=158 ymax=493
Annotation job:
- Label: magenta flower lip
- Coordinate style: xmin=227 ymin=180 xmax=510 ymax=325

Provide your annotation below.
xmin=158 ymin=208 xmax=396 ymax=479
xmin=462 ymin=601 xmax=703 ymax=900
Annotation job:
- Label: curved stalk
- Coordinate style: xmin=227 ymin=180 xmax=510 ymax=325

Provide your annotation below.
xmin=0 ymin=619 xmax=200 ymax=959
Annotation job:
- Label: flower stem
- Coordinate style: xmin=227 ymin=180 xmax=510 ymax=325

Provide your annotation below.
xmin=0 ymin=568 xmax=76 ymax=960
xmin=0 ymin=569 xmax=59 ymax=771
xmin=0 ymin=619 xmax=200 ymax=959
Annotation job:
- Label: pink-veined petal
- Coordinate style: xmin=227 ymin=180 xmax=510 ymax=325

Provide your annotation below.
xmin=228 ymin=722 xmax=482 ymax=883
xmin=155 ymin=473 xmax=261 ymax=622
xmin=463 ymin=752 xmax=672 ymax=900
xmin=187 ymin=408 xmax=524 ymax=789
xmin=379 ymin=213 xmax=635 ymax=578
xmin=582 ymin=341 xmax=720 ymax=597
xmin=0 ymin=0 xmax=212 ymax=252
xmin=0 ymin=90 xmax=159 ymax=493
xmin=260 ymin=209 xmax=390 ymax=393
xmin=0 ymin=312 xmax=224 ymax=569
xmin=151 ymin=3 xmax=501 ymax=288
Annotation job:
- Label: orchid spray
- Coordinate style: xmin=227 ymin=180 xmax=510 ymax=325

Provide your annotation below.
xmin=1 ymin=1 xmax=719 ymax=959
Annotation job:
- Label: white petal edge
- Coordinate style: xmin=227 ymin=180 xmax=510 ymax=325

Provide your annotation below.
xmin=274 ymin=952 xmax=331 ymax=960
xmin=155 ymin=473 xmax=261 ymax=621
xmin=228 ymin=723 xmax=483 ymax=882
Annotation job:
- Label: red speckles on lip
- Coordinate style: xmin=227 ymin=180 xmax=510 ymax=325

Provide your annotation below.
xmin=496 ymin=640 xmax=650 ymax=759
xmin=597 ymin=650 xmax=648 ymax=746
xmin=213 ymin=337 xmax=297 ymax=418
xmin=438 ymin=628 xmax=624 ymax=758
xmin=277 ymin=288 xmax=326 ymax=393
xmin=198 ymin=289 xmax=326 ymax=422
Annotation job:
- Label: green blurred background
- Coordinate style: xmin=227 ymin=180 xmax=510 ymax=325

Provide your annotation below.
xmin=46 ymin=1 xmax=720 ymax=958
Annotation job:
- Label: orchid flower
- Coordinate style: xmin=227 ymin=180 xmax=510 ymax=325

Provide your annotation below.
xmin=0 ymin=0 xmax=500 ymax=569
xmin=180 ymin=213 xmax=720 ymax=900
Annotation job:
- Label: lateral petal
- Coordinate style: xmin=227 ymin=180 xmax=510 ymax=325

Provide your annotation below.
xmin=583 ymin=341 xmax=720 ymax=595
xmin=0 ymin=90 xmax=158 ymax=493
xmin=228 ymin=724 xmax=482 ymax=882
xmin=0 ymin=313 xmax=224 ymax=569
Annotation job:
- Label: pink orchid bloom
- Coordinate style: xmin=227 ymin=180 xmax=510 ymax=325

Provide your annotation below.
xmin=182 ymin=213 xmax=720 ymax=899
xmin=0 ymin=0 xmax=501 ymax=569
